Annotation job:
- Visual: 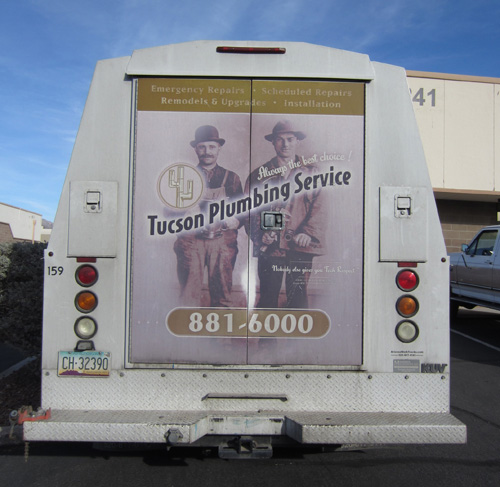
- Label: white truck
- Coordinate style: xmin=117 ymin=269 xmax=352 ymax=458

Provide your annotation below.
xmin=24 ymin=41 xmax=466 ymax=457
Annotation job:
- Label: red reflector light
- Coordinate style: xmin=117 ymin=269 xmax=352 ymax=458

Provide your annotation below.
xmin=216 ymin=46 xmax=286 ymax=54
xmin=398 ymin=262 xmax=418 ymax=268
xmin=396 ymin=270 xmax=419 ymax=292
xmin=76 ymin=265 xmax=98 ymax=287
xmin=76 ymin=257 xmax=97 ymax=263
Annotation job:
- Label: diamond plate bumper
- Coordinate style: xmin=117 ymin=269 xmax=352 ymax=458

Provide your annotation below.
xmin=24 ymin=409 xmax=466 ymax=445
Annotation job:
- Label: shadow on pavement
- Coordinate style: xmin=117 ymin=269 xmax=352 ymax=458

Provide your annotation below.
xmin=451 ymin=307 xmax=500 ymax=367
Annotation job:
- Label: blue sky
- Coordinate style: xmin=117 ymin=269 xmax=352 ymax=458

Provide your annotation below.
xmin=1 ymin=0 xmax=499 ymax=222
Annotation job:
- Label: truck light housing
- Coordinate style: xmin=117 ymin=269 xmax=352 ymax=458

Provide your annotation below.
xmin=75 ymin=291 xmax=98 ymax=313
xmin=216 ymin=46 xmax=286 ymax=54
xmin=75 ymin=265 xmax=98 ymax=287
xmin=74 ymin=317 xmax=98 ymax=339
xmin=396 ymin=295 xmax=419 ymax=317
xmin=396 ymin=320 xmax=419 ymax=343
xmin=396 ymin=270 xmax=419 ymax=292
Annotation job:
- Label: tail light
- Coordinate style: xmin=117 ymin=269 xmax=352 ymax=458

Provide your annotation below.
xmin=74 ymin=317 xmax=98 ymax=339
xmin=396 ymin=269 xmax=418 ymax=292
xmin=396 ymin=295 xmax=419 ymax=317
xmin=74 ymin=260 xmax=99 ymax=345
xmin=75 ymin=291 xmax=98 ymax=313
xmin=396 ymin=320 xmax=419 ymax=343
xmin=216 ymin=46 xmax=286 ymax=54
xmin=395 ymin=265 xmax=420 ymax=343
xmin=76 ymin=265 xmax=98 ymax=287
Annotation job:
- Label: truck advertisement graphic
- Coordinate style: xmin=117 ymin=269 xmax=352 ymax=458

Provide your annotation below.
xmin=131 ymin=78 xmax=364 ymax=365
xmin=24 ymin=42 xmax=465 ymax=455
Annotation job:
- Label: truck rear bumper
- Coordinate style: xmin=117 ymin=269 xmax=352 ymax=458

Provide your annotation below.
xmin=24 ymin=409 xmax=466 ymax=445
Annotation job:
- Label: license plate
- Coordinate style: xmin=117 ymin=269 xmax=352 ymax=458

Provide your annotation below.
xmin=58 ymin=351 xmax=111 ymax=377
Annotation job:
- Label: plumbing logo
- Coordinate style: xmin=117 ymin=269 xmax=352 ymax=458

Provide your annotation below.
xmin=157 ymin=164 xmax=204 ymax=209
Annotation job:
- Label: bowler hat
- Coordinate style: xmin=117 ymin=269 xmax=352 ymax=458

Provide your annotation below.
xmin=265 ymin=120 xmax=306 ymax=142
xmin=190 ymin=125 xmax=225 ymax=147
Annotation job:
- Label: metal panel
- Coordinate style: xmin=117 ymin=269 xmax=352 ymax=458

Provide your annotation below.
xmin=126 ymin=41 xmax=375 ymax=81
xmin=24 ymin=409 xmax=465 ymax=445
xmin=130 ymin=79 xmax=251 ymax=366
xmin=25 ymin=410 xmax=208 ymax=444
xmin=40 ymin=370 xmax=450 ymax=413
xmin=379 ymin=186 xmax=428 ymax=262
xmin=68 ymin=181 xmax=118 ymax=257
xmin=246 ymin=80 xmax=364 ymax=365
xmin=285 ymin=412 xmax=466 ymax=444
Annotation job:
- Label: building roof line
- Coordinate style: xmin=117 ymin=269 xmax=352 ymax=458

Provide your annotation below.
xmin=0 ymin=202 xmax=42 ymax=217
xmin=433 ymin=188 xmax=500 ymax=202
xmin=407 ymin=70 xmax=500 ymax=85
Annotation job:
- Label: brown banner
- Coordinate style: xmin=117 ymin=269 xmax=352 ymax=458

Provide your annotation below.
xmin=137 ymin=79 xmax=252 ymax=113
xmin=252 ymin=80 xmax=365 ymax=115
xmin=167 ymin=308 xmax=330 ymax=338
xmin=137 ymin=79 xmax=364 ymax=116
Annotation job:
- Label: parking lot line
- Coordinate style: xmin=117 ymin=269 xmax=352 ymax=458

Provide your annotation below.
xmin=451 ymin=329 xmax=500 ymax=353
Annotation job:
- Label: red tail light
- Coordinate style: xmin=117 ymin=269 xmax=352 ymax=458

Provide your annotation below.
xmin=216 ymin=46 xmax=286 ymax=54
xmin=76 ymin=265 xmax=98 ymax=287
xmin=396 ymin=270 xmax=419 ymax=292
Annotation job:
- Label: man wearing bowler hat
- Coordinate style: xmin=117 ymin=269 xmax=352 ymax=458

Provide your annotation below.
xmin=174 ymin=125 xmax=243 ymax=307
xmin=246 ymin=120 xmax=327 ymax=309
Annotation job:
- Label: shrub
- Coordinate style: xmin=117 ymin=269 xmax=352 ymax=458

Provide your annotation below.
xmin=0 ymin=242 xmax=46 ymax=354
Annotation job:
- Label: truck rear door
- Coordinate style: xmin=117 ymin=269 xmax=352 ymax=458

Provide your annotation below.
xmin=129 ymin=77 xmax=365 ymax=367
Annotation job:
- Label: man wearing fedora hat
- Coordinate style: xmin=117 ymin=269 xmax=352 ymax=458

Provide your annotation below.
xmin=174 ymin=125 xmax=243 ymax=307
xmin=246 ymin=120 xmax=327 ymax=309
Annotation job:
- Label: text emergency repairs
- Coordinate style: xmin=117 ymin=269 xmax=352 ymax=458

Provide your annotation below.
xmin=148 ymin=166 xmax=351 ymax=235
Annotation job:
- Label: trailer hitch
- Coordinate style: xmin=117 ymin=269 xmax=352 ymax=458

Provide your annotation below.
xmin=218 ymin=436 xmax=273 ymax=459
xmin=164 ymin=428 xmax=184 ymax=445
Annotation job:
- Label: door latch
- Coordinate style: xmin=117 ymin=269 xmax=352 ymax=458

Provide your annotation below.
xmin=85 ymin=191 xmax=102 ymax=213
xmin=395 ymin=195 xmax=412 ymax=218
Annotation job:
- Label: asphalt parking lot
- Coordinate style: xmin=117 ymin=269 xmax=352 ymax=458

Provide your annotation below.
xmin=0 ymin=342 xmax=27 ymax=375
xmin=0 ymin=306 xmax=499 ymax=486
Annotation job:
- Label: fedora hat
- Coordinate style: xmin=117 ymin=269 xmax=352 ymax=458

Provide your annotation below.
xmin=190 ymin=125 xmax=225 ymax=147
xmin=265 ymin=120 xmax=306 ymax=142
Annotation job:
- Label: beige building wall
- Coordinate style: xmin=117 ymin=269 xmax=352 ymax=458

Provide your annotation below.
xmin=407 ymin=72 xmax=500 ymax=252
xmin=0 ymin=202 xmax=43 ymax=243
